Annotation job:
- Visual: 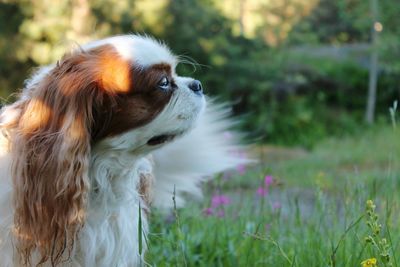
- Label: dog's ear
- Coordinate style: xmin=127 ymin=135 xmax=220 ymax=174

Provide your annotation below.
xmin=11 ymin=45 xmax=129 ymax=265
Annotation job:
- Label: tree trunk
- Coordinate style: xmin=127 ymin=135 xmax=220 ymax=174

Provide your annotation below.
xmin=70 ymin=0 xmax=93 ymax=43
xmin=239 ymin=0 xmax=246 ymax=36
xmin=365 ymin=0 xmax=379 ymax=124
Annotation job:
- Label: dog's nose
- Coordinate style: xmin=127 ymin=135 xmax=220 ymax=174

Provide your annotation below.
xmin=188 ymin=80 xmax=203 ymax=94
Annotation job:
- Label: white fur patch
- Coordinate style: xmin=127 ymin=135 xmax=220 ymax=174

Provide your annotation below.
xmin=71 ymin=150 xmax=149 ymax=267
xmin=0 ymin=108 xmax=17 ymax=266
xmin=82 ymin=35 xmax=177 ymax=68
xmin=152 ymin=100 xmax=251 ymax=208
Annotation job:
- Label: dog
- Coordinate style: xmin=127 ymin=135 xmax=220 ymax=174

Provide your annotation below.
xmin=0 ymin=35 xmax=247 ymax=266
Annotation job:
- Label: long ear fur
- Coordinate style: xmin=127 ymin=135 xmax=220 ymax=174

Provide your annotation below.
xmin=11 ymin=49 xmax=113 ymax=265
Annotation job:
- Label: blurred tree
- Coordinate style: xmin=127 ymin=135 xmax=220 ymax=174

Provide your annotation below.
xmin=377 ymin=1 xmax=400 ymax=73
xmin=365 ymin=0 xmax=379 ymax=124
xmin=0 ymin=1 xmax=27 ymax=97
xmin=256 ymin=0 xmax=319 ymax=46
xmin=288 ymin=0 xmax=370 ymax=45
xmin=0 ymin=0 xmax=136 ymax=98
xmin=0 ymin=0 xmax=398 ymax=145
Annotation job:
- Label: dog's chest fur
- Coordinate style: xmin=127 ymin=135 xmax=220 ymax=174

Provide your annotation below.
xmin=0 ymin=139 xmax=153 ymax=267
xmin=73 ymin=151 xmax=152 ymax=267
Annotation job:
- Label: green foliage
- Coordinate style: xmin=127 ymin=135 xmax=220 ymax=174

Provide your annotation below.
xmin=288 ymin=0 xmax=370 ymax=44
xmin=147 ymin=126 xmax=400 ymax=266
xmin=0 ymin=2 xmax=27 ymax=97
xmin=0 ymin=0 xmax=399 ymax=146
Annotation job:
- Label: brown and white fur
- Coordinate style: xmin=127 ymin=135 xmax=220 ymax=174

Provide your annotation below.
xmin=0 ymin=35 xmax=246 ymax=266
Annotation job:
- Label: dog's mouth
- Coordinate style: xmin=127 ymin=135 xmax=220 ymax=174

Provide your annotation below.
xmin=147 ymin=132 xmax=182 ymax=146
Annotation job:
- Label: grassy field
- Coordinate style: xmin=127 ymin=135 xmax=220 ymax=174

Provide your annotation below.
xmin=146 ymin=125 xmax=400 ymax=267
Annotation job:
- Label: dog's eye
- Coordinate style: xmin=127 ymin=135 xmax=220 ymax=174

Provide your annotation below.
xmin=158 ymin=77 xmax=169 ymax=90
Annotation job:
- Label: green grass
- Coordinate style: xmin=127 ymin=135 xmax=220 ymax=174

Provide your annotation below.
xmin=146 ymin=125 xmax=400 ymax=267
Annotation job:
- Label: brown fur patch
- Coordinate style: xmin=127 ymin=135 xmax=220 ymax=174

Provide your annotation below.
xmin=92 ymin=62 xmax=174 ymax=139
xmin=94 ymin=46 xmax=133 ymax=93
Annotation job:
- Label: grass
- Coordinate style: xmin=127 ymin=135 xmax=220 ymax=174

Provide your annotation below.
xmin=146 ymin=124 xmax=400 ymax=266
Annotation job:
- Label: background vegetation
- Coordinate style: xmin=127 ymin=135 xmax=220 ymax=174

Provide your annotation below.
xmin=0 ymin=1 xmax=399 ymax=266
xmin=1 ymin=0 xmax=399 ymax=146
xmin=148 ymin=125 xmax=400 ymax=266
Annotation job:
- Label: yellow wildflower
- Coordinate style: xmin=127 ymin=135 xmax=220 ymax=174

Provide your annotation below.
xmin=361 ymin=258 xmax=377 ymax=267
xmin=366 ymin=200 xmax=376 ymax=210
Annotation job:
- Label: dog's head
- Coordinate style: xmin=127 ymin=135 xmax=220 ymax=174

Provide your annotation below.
xmin=8 ymin=35 xmax=205 ymax=264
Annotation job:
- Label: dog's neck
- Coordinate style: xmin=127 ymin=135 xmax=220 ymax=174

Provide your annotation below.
xmin=89 ymin=148 xmax=143 ymax=207
xmin=70 ymin=148 xmax=150 ymax=266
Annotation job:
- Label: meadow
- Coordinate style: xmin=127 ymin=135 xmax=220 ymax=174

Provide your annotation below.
xmin=147 ymin=124 xmax=400 ymax=267
xmin=1 ymin=1 xmax=399 ymax=266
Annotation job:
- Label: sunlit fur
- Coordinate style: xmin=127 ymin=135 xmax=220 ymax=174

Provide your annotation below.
xmin=0 ymin=35 xmax=248 ymax=266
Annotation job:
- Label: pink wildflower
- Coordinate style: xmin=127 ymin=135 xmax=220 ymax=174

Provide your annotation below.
xmin=264 ymin=175 xmax=273 ymax=187
xmin=203 ymin=207 xmax=214 ymax=216
xmin=256 ymin=186 xmax=268 ymax=197
xmin=211 ymin=195 xmax=231 ymax=208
